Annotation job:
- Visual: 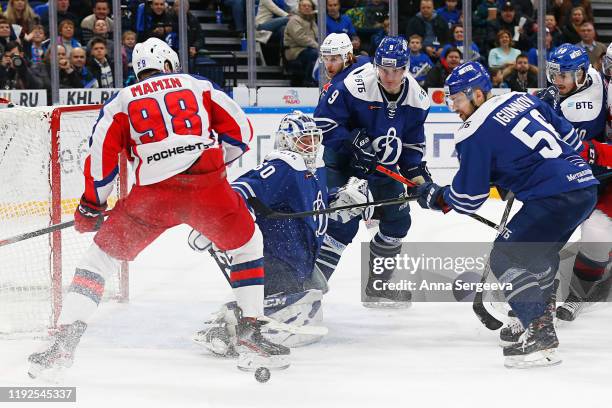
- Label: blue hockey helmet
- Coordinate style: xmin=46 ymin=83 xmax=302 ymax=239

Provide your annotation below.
xmin=276 ymin=111 xmax=322 ymax=170
xmin=444 ymin=61 xmax=492 ymax=111
xmin=546 ymin=44 xmax=590 ymax=89
xmin=374 ymin=36 xmax=410 ymax=70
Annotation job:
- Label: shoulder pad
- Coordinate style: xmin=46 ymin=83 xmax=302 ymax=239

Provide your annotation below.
xmin=264 ymin=150 xmax=308 ymax=171
xmin=342 ymin=63 xmax=382 ymax=102
xmin=560 ymin=67 xmax=605 ymax=123
xmin=455 ymin=92 xmax=518 ymax=144
xmin=404 ymin=74 xmax=431 ymax=111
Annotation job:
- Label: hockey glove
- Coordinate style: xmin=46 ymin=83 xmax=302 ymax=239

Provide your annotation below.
xmin=534 ymin=86 xmax=560 ymax=113
xmin=580 ymin=140 xmax=597 ymax=165
xmin=416 ymin=182 xmax=451 ymax=213
xmin=348 ymin=128 xmax=378 ymax=175
xmin=400 ymin=161 xmax=433 ymax=186
xmin=329 ymin=177 xmax=374 ymax=223
xmin=188 ymin=229 xmax=212 ymax=252
xmin=74 ymin=197 xmax=106 ymax=233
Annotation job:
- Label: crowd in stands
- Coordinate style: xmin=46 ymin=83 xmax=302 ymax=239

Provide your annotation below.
xmin=0 ymin=0 xmax=609 ymax=92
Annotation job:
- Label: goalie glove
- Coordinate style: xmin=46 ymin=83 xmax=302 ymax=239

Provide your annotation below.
xmin=400 ymin=161 xmax=432 ymax=186
xmin=74 ymin=197 xmax=106 ymax=233
xmin=328 ymin=177 xmax=374 ymax=223
xmin=188 ymin=229 xmax=212 ymax=252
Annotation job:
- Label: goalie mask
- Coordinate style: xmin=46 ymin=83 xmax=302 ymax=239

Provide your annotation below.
xmin=275 ymin=111 xmax=323 ymax=171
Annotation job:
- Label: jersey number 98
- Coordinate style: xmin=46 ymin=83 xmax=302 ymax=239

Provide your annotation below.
xmin=128 ymin=89 xmax=203 ymax=144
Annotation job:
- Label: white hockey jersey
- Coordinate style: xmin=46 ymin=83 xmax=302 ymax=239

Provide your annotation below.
xmin=82 ymin=73 xmax=252 ymax=206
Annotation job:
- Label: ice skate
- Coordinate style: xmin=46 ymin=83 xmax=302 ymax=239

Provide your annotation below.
xmin=28 ymin=320 xmax=87 ymax=380
xmin=236 ymin=314 xmax=290 ymax=372
xmin=503 ymin=313 xmax=561 ymax=369
xmin=362 ymin=276 xmax=412 ymax=309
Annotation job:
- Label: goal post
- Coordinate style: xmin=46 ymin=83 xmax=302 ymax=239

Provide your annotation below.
xmin=0 ymin=105 xmax=129 ymax=335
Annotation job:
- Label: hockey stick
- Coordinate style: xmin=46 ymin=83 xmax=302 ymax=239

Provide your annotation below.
xmin=246 ymin=195 xmax=416 ymax=220
xmin=207 ymin=247 xmax=232 ymax=285
xmin=0 ymin=212 xmax=110 ymax=248
xmin=472 ymin=193 xmax=515 ymax=331
xmin=375 ymin=165 xmax=501 ymax=230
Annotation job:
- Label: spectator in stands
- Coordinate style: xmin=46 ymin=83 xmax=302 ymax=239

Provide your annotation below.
xmin=81 ymin=0 xmax=113 ymax=44
xmin=0 ymin=41 xmax=41 ymax=89
xmin=70 ymin=46 xmax=97 ymax=87
xmin=69 ymin=0 xmax=93 ymax=21
xmin=399 ymin=0 xmax=421 ymax=29
xmin=87 ymin=37 xmax=114 ymax=88
xmin=30 ymin=44 xmax=82 ymax=93
xmin=222 ymin=0 xmax=246 ymax=33
xmin=489 ymin=2 xmax=536 ymax=52
xmin=57 ymin=19 xmax=81 ymax=56
xmin=137 ymin=0 xmax=172 ymax=42
xmin=527 ymin=28 xmax=556 ymax=66
xmin=370 ymin=15 xmax=389 ymax=54
xmin=472 ymin=0 xmax=498 ymax=55
xmin=490 ymin=67 xmax=509 ymax=88
xmin=168 ymin=0 xmax=204 ymax=58
xmin=549 ymin=0 xmax=593 ymax=28
xmin=509 ymin=0 xmax=534 ymax=19
xmin=351 ymin=35 xmax=368 ymax=56
xmin=408 ymin=34 xmax=433 ymax=86
xmin=441 ymin=24 xmax=480 ymax=61
xmin=561 ymin=6 xmax=587 ymax=45
xmin=436 ymin=0 xmax=460 ymax=28
xmin=4 ymin=0 xmax=40 ymax=36
xmin=327 ymin=0 xmax=356 ymax=37
xmin=423 ymin=46 xmax=461 ymax=90
xmin=488 ymin=29 xmax=521 ymax=69
xmin=39 ymin=0 xmax=80 ymax=38
xmin=122 ymin=30 xmax=137 ymax=85
xmin=87 ymin=19 xmax=114 ymax=57
xmin=256 ymin=0 xmax=291 ymax=45
xmin=502 ymin=53 xmax=537 ymax=92
xmin=545 ymin=13 xmax=564 ymax=47
xmin=0 ymin=18 xmax=14 ymax=55
xmin=406 ymin=0 xmax=449 ymax=60
xmin=22 ymin=24 xmax=45 ymax=66
xmin=284 ymin=0 xmax=319 ymax=86
xmin=576 ymin=21 xmax=606 ymax=66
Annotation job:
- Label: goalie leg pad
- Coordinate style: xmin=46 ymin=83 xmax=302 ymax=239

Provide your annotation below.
xmin=315 ymin=233 xmax=348 ymax=280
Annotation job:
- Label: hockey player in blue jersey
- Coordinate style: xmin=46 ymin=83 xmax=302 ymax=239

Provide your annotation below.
xmin=314 ymin=36 xmax=431 ymax=307
xmin=317 ymin=33 xmax=370 ymax=96
xmin=416 ymin=61 xmax=598 ymax=368
xmin=188 ymin=111 xmax=373 ymax=354
xmin=542 ymin=44 xmax=612 ymax=322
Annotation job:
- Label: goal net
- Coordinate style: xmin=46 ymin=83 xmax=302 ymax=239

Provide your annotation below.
xmin=0 ymin=105 xmax=129 ymax=335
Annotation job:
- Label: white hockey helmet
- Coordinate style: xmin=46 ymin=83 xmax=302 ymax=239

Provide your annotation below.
xmin=603 ymin=42 xmax=612 ymax=78
xmin=132 ymin=38 xmax=180 ymax=79
xmin=319 ymin=33 xmax=353 ymax=64
xmin=275 ymin=111 xmax=323 ymax=171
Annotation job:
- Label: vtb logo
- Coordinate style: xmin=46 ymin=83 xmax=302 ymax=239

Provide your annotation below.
xmin=372 ymin=127 xmax=402 ymax=165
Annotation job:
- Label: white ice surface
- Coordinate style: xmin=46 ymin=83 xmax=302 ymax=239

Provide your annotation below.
xmin=1 ymin=193 xmax=611 ymax=408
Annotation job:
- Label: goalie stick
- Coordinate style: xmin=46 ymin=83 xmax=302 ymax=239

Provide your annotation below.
xmin=472 ymin=193 xmax=515 ymax=330
xmin=246 ymin=195 xmax=416 ymax=219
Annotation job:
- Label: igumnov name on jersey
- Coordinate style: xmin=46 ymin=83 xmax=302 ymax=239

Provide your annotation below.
xmin=445 ymin=92 xmax=599 ymax=214
xmin=315 ymin=62 xmax=430 ymax=176
xmin=232 ymin=150 xmax=328 ymax=282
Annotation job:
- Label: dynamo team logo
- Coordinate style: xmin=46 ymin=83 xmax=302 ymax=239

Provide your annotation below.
xmin=313 ymin=191 xmax=328 ymax=237
xmin=372 ymin=127 xmax=402 ymax=165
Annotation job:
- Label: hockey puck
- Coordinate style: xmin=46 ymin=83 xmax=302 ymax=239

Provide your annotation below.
xmin=255 ymin=367 xmax=270 ymax=383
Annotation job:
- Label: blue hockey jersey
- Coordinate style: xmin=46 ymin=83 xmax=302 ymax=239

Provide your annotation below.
xmin=314 ymin=62 xmax=430 ymax=176
xmin=444 ymin=92 xmax=599 ymax=214
xmin=409 ymin=52 xmax=434 ymax=84
xmin=318 ymin=55 xmax=371 ymax=96
xmin=231 ymin=150 xmax=328 ymax=283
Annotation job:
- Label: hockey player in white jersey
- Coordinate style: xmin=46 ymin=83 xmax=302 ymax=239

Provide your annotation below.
xmin=28 ymin=38 xmax=289 ymax=379
xmin=540 ymin=44 xmax=612 ymax=323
